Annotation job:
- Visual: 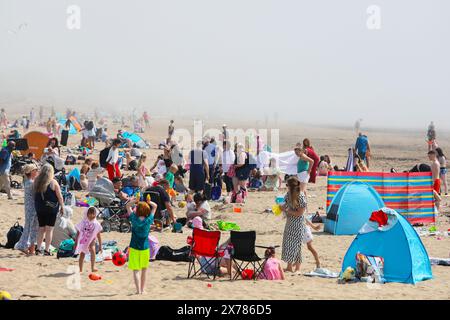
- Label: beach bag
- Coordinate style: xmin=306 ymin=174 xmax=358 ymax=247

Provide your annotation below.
xmin=64 ymin=192 xmax=76 ymax=207
xmin=69 ymin=176 xmax=82 ymax=191
xmin=57 ymin=239 xmax=75 ymax=259
xmin=211 ymin=185 xmax=221 ymax=201
xmin=311 ymin=212 xmax=323 ymax=223
xmin=149 ymin=235 xmax=160 ymax=260
xmin=3 ymin=222 xmax=23 ymax=249
xmin=99 ymin=147 xmax=110 ymax=168
xmin=155 ymin=245 xmax=191 ymax=262
xmin=204 ymin=183 xmax=212 ymax=201
xmin=227 ymin=165 xmax=236 ymax=178
xmin=355 ymin=252 xmax=385 ymax=283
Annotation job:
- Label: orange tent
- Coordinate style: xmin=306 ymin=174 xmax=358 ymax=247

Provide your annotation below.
xmin=69 ymin=116 xmax=82 ymax=132
xmin=21 ymin=131 xmax=50 ymax=159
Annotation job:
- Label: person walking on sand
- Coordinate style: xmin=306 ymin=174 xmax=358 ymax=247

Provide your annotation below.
xmin=436 ymin=148 xmax=448 ymax=195
xmin=302 ymin=139 xmax=320 ymax=184
xmin=0 ymin=108 xmax=8 ymax=129
xmin=106 ymin=139 xmax=122 ymax=181
xmin=167 ymin=120 xmax=175 ymax=144
xmin=0 ymin=141 xmax=16 ymax=200
xmin=281 ymin=177 xmax=307 ymax=274
xmin=355 ymin=132 xmax=371 ymax=168
xmin=74 ymin=206 xmax=103 ymax=273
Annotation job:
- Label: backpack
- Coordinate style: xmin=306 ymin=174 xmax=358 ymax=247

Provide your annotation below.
xmin=99 ymin=147 xmax=110 ymax=168
xmin=69 ymin=176 xmax=82 ymax=191
xmin=86 ymin=121 xmax=94 ymax=131
xmin=57 ymin=238 xmax=75 ymax=259
xmin=4 ymin=222 xmax=23 ymax=249
xmin=155 ymin=245 xmax=192 ymax=262
xmin=211 ymin=185 xmax=221 ymax=201
xmin=65 ymin=155 xmax=77 ymax=165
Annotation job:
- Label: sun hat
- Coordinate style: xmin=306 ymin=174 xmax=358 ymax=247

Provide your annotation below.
xmin=23 ymin=163 xmax=38 ymax=175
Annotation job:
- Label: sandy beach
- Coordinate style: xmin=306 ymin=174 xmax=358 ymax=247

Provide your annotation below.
xmin=0 ymin=117 xmax=449 ymax=300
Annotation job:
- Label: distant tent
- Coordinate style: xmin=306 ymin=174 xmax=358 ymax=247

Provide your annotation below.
xmin=20 ymin=131 xmax=50 ymax=159
xmin=324 ymin=181 xmax=385 ymax=235
xmin=69 ymin=116 xmax=82 ymax=132
xmin=341 ymin=207 xmax=433 ymax=284
xmin=59 ymin=119 xmax=78 ymax=135
xmin=122 ymin=131 xmax=149 ymax=148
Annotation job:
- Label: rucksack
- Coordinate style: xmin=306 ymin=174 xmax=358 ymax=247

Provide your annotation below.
xmin=155 ymin=245 xmax=192 ymax=262
xmin=99 ymin=147 xmax=110 ymax=168
xmin=56 ymin=238 xmax=75 ymax=259
xmin=69 ymin=176 xmax=82 ymax=191
xmin=65 ymin=155 xmax=77 ymax=165
xmin=4 ymin=222 xmax=23 ymax=249
xmin=86 ymin=121 xmax=94 ymax=131
xmin=211 ymin=185 xmax=221 ymax=201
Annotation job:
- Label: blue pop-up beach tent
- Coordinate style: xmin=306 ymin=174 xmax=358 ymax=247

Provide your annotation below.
xmin=121 ymin=131 xmax=149 ymax=148
xmin=341 ymin=207 xmax=433 ymax=284
xmin=324 ymin=181 xmax=385 ymax=235
xmin=59 ymin=119 xmax=78 ymax=135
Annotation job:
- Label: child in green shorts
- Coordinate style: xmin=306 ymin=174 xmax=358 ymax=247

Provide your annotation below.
xmin=126 ymin=198 xmax=157 ymax=295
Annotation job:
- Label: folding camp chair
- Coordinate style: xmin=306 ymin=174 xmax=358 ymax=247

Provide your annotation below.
xmin=229 ymin=230 xmax=273 ymax=280
xmin=187 ymin=228 xmax=224 ymax=280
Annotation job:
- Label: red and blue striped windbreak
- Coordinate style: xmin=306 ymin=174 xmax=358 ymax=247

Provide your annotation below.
xmin=327 ymin=171 xmax=436 ymax=224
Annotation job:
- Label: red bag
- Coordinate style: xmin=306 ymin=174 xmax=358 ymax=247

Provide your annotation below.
xmin=227 ymin=165 xmax=236 ymax=178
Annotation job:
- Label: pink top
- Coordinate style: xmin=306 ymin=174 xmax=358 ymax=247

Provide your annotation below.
xmin=75 ymin=217 xmax=102 ymax=255
xmin=259 ymin=258 xmax=283 ymax=280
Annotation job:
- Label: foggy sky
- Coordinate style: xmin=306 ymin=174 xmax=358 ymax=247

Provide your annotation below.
xmin=1 ymin=0 xmax=449 ymax=129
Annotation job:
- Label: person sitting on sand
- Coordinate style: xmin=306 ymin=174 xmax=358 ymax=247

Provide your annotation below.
xmin=318 ymin=155 xmax=333 ymax=176
xmin=74 ymin=206 xmax=103 ymax=273
xmin=186 ymin=193 xmax=211 ymax=225
xmin=261 ymin=157 xmax=282 ymax=191
xmin=354 ymin=155 xmax=368 ymax=172
xmin=258 ymin=247 xmax=285 ymax=280
xmin=249 ymin=168 xmax=263 ymax=190
xmin=112 ymin=177 xmax=129 ymax=203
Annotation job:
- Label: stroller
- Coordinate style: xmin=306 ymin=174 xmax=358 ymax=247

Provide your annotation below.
xmin=89 ymin=177 xmax=131 ymax=233
xmin=9 ymin=155 xmax=35 ymax=189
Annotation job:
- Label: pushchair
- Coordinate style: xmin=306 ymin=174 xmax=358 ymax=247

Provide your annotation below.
xmin=9 ymin=155 xmax=34 ymax=189
xmin=89 ymin=177 xmax=131 ymax=233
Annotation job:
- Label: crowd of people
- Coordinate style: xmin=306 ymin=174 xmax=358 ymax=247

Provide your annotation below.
xmin=1 ymin=108 xmax=448 ymax=293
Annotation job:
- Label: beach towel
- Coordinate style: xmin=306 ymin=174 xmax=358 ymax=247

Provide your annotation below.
xmin=257 ymin=151 xmax=298 ymax=175
xmin=304 ymin=268 xmax=339 ymax=278
xmin=216 ymin=220 xmax=241 ymax=231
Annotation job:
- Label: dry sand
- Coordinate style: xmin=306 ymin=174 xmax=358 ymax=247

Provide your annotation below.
xmin=0 ymin=116 xmax=449 ymax=300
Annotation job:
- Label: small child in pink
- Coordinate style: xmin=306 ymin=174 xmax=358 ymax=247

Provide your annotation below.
xmin=74 ymin=206 xmax=103 ymax=273
xmin=259 ymin=248 xmax=285 ymax=280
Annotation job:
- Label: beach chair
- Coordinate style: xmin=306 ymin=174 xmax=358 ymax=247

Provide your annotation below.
xmin=229 ymin=231 xmax=270 ymax=280
xmin=187 ymin=228 xmax=224 ymax=280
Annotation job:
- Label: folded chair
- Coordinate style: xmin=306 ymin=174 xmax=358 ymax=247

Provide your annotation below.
xmin=187 ymin=228 xmax=224 ymax=280
xmin=229 ymin=230 xmax=272 ymax=280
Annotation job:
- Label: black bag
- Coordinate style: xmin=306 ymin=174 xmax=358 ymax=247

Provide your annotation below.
xmin=65 ymin=155 xmax=77 ymax=165
xmin=99 ymin=147 xmax=110 ymax=168
xmin=128 ymin=160 xmax=138 ymax=171
xmin=85 ymin=121 xmax=94 ymax=131
xmin=61 ymin=130 xmax=69 ymax=146
xmin=204 ymin=182 xmax=212 ymax=200
xmin=69 ymin=176 xmax=82 ymax=191
xmin=4 ymin=222 xmax=23 ymax=249
xmin=56 ymin=248 xmax=75 ymax=259
xmin=155 ymin=245 xmax=192 ymax=262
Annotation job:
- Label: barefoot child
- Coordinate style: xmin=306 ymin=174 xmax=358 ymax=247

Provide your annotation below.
xmin=126 ymin=198 xmax=157 ymax=295
xmin=304 ymin=219 xmax=321 ymax=269
xmin=74 ymin=207 xmax=103 ymax=273
xmin=258 ymin=247 xmax=285 ymax=280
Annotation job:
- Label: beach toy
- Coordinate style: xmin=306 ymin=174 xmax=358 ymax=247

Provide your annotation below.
xmin=112 ymin=251 xmax=127 ymax=266
xmin=241 ymin=269 xmax=254 ymax=280
xmin=429 ymin=226 xmax=437 ymax=232
xmin=178 ymin=201 xmax=187 ymax=208
xmin=207 ymin=284 xmax=212 ymax=288
xmin=173 ymin=222 xmax=183 ymax=233
xmin=275 ymin=196 xmax=285 ymax=205
xmin=341 ymin=267 xmax=356 ymax=281
xmin=233 ymin=206 xmax=242 ymax=213
xmin=271 ymin=204 xmax=282 ymax=216
xmin=89 ymin=273 xmax=102 ymax=281
xmin=146 ymin=194 xmax=151 ymax=203
xmin=0 ymin=291 xmax=12 ymax=300
xmin=217 ymin=220 xmax=240 ymax=231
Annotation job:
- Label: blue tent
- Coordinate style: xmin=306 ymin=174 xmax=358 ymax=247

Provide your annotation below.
xmin=59 ymin=119 xmax=78 ymax=135
xmin=324 ymin=181 xmax=385 ymax=235
xmin=122 ymin=131 xmax=149 ymax=148
xmin=341 ymin=207 xmax=433 ymax=284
